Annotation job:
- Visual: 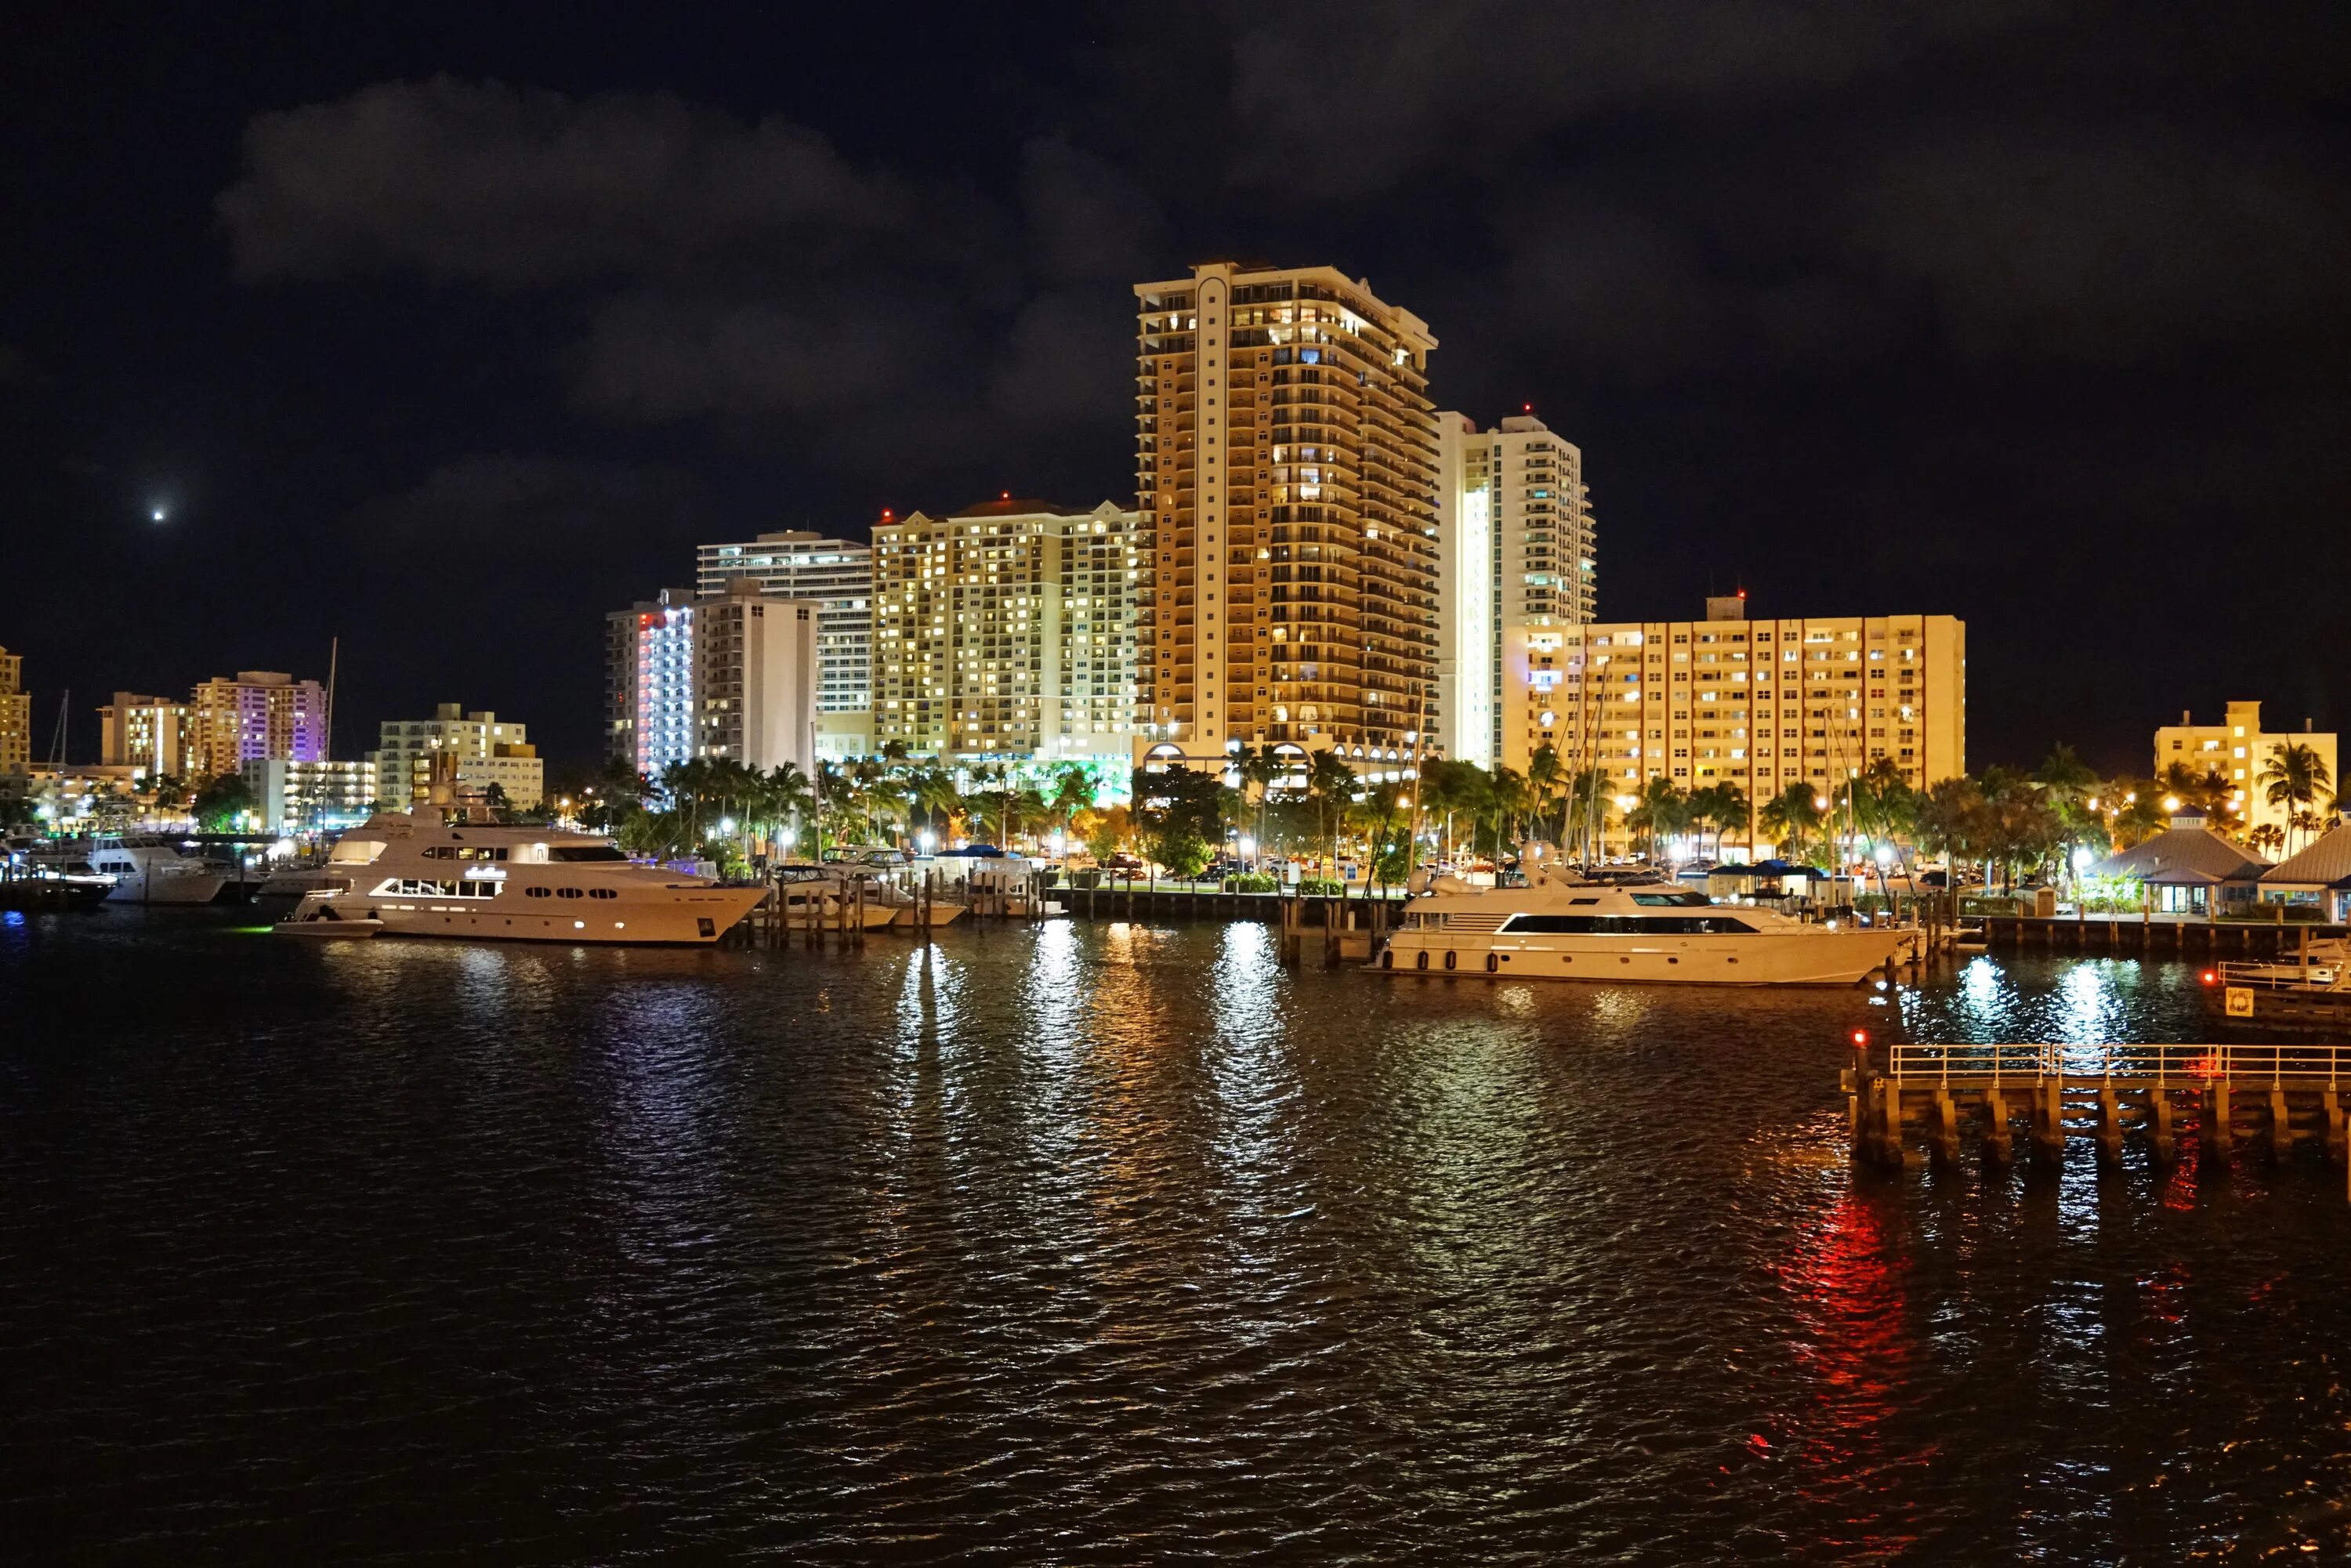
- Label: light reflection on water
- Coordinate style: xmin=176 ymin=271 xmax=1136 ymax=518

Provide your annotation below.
xmin=3 ymin=921 xmax=2349 ymax=1561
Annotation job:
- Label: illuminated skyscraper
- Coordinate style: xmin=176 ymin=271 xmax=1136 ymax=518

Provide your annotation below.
xmin=1132 ymin=262 xmax=1439 ymax=773
xmin=1433 ymin=411 xmax=1596 ymax=767
xmin=604 ymin=589 xmax=698 ymax=778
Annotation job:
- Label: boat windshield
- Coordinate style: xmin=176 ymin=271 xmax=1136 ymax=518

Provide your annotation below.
xmin=1628 ymin=890 xmax=1712 ymax=907
xmin=546 ymin=846 xmax=628 ymax=863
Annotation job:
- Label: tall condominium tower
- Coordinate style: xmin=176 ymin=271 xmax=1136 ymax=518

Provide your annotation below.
xmin=1133 ymin=262 xmax=1440 ymax=771
xmin=872 ymin=498 xmax=1139 ymax=771
xmin=0 ymin=646 xmax=28 ymax=775
xmin=187 ymin=671 xmax=326 ymax=776
xmin=694 ymin=531 xmax=873 ymax=715
xmin=1433 ymin=411 xmax=1597 ymax=769
xmin=604 ymin=589 xmax=699 ymax=777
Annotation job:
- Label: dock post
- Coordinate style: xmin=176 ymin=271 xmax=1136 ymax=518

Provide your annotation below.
xmin=1981 ymin=1091 xmax=2015 ymax=1164
xmin=2323 ymin=1091 xmax=2346 ymax=1165
xmin=1929 ymin=1089 xmax=1961 ymax=1164
xmin=2030 ymin=1077 xmax=2065 ymax=1161
xmin=2147 ymin=1089 xmax=2178 ymax=1162
xmin=2202 ymin=1077 xmax=2234 ymax=1157
xmin=2095 ymin=1086 xmax=2125 ymax=1161
xmin=2269 ymin=1088 xmax=2295 ymax=1161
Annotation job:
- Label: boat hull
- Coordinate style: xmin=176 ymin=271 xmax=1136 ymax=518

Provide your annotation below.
xmin=105 ymin=874 xmax=233 ymax=906
xmin=1379 ymin=925 xmax=1914 ymax=986
xmin=351 ymin=886 xmax=768 ymax=945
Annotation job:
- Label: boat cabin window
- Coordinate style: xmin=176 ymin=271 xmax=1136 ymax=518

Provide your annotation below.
xmin=422 ymin=846 xmax=509 ymax=861
xmin=547 ymin=846 xmax=628 ymax=863
xmin=1498 ymin=913 xmax=1759 ymax=935
xmin=1628 ymin=890 xmax=1712 ymax=907
xmin=371 ymin=877 xmax=502 ymax=900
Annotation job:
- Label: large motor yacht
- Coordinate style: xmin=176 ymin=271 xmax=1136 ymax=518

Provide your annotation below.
xmin=84 ymin=835 xmax=237 ymax=906
xmin=277 ymin=810 xmax=767 ymax=945
xmin=1378 ymin=857 xmax=1918 ymax=986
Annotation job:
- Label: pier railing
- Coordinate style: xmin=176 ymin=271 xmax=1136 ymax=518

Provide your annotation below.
xmin=1885 ymin=1040 xmax=2351 ymax=1088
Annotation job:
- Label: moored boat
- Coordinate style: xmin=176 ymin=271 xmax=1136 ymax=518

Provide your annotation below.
xmin=277 ymin=809 xmax=766 ymax=945
xmin=1378 ymin=861 xmax=1918 ymax=986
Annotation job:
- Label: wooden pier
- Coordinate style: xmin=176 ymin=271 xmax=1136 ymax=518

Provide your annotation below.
xmin=1846 ymin=1037 xmax=2351 ymax=1175
xmin=1984 ymin=913 xmax=2344 ymax=958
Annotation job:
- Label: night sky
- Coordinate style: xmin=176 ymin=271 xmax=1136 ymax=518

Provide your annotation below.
xmin=5 ymin=2 xmax=2346 ymax=774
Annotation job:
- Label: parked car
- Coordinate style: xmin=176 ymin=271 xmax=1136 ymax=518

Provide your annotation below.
xmin=1103 ymin=852 xmax=1145 ymax=875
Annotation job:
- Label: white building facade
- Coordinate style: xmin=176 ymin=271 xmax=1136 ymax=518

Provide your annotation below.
xmin=368 ymin=704 xmax=545 ymax=809
xmin=1433 ymin=411 xmax=1596 ymax=768
xmin=694 ymin=531 xmax=873 ymax=717
xmin=694 ymin=580 xmax=820 ymax=776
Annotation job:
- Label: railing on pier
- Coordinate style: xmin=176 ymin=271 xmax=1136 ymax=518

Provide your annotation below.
xmin=1884 ymin=1039 xmax=2351 ymax=1088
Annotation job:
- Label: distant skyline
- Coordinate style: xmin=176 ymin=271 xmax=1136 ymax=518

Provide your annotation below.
xmin=5 ymin=2 xmax=2347 ymax=773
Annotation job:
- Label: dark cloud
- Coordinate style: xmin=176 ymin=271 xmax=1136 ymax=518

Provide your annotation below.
xmin=1849 ymin=118 xmax=2351 ymax=367
xmin=342 ymin=451 xmax=708 ymax=557
xmin=218 ymin=75 xmax=911 ymax=287
xmin=1213 ymin=0 xmax=2068 ymax=193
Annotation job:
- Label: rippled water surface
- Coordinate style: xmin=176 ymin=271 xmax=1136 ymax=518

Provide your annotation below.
xmin=5 ymin=911 xmax=2349 ymax=1563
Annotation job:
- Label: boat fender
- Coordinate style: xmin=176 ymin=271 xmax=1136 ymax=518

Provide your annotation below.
xmin=1444 ymin=950 xmax=1457 ymax=971
xmin=1415 ymin=951 xmax=1429 ymax=971
xmin=1485 ymin=953 xmax=1499 ymax=972
xmin=1381 ymin=950 xmax=1393 ymax=969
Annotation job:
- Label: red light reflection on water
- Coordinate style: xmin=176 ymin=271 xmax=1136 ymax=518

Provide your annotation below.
xmin=1772 ymin=1189 xmax=1933 ymax=1558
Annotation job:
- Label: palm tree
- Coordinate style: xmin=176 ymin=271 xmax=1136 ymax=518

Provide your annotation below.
xmin=2258 ymin=741 xmax=2335 ymax=854
xmin=1759 ymin=780 xmax=1826 ymax=866
xmin=1306 ymin=750 xmax=1359 ymax=873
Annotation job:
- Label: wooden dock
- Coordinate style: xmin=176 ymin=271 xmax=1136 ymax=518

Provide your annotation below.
xmin=1846 ymin=1037 xmax=2351 ymax=1175
xmin=1984 ymin=913 xmax=2344 ymax=957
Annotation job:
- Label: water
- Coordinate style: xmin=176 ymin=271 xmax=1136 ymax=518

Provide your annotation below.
xmin=5 ymin=911 xmax=2348 ymax=1563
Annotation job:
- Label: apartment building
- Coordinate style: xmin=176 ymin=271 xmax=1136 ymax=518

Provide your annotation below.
xmin=368 ymin=704 xmax=545 ymax=809
xmin=187 ymin=672 xmax=326 ymax=777
xmin=1132 ymin=261 xmax=1440 ymax=771
xmin=240 ymin=758 xmax=376 ymax=831
xmin=1502 ymin=596 xmax=1965 ymax=828
xmin=694 ymin=531 xmax=873 ymax=715
xmin=1433 ymin=411 xmax=1597 ymax=767
xmin=872 ymin=498 xmax=1138 ymax=771
xmin=99 ymin=693 xmax=194 ymax=778
xmin=694 ymin=579 xmax=820 ymax=775
xmin=604 ymin=589 xmax=699 ymax=777
xmin=0 ymin=646 xmax=31 ymax=775
xmin=2155 ymin=701 xmax=2338 ymax=842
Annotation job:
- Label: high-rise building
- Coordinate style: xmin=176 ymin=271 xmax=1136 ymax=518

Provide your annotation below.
xmin=605 ymin=589 xmax=699 ymax=777
xmin=1501 ymin=597 xmax=1965 ymax=842
xmin=1433 ymin=411 xmax=1598 ymax=768
xmin=1132 ymin=262 xmax=1440 ymax=771
xmin=694 ymin=531 xmax=873 ymax=716
xmin=99 ymin=693 xmax=194 ymax=778
xmin=368 ymin=704 xmax=545 ymax=809
xmin=694 ymin=579 xmax=820 ymax=775
xmin=2155 ymin=702 xmax=2338 ymax=842
xmin=872 ymin=498 xmax=1139 ymax=770
xmin=0 ymin=646 xmax=31 ymax=776
xmin=187 ymin=672 xmax=326 ymax=777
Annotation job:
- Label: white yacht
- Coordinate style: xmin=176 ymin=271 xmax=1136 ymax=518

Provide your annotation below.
xmin=277 ymin=810 xmax=767 ymax=945
xmin=1379 ymin=862 xmax=1919 ymax=986
xmin=86 ymin=835 xmax=237 ymax=906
